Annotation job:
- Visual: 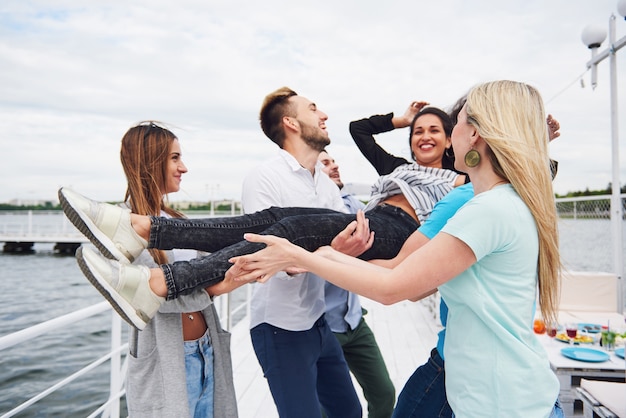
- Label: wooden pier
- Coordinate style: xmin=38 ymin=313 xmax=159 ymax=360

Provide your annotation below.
xmin=0 ymin=210 xmax=87 ymax=254
xmin=0 ymin=209 xmax=241 ymax=254
xmin=0 ymin=233 xmax=87 ymax=254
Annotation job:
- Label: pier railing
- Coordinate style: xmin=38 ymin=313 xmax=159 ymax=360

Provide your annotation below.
xmin=0 ymin=303 xmax=125 ymax=418
xmin=555 ymin=194 xmax=626 ymax=219
xmin=0 ymin=289 xmax=250 ymax=418
xmin=0 ymin=209 xmax=243 ymax=253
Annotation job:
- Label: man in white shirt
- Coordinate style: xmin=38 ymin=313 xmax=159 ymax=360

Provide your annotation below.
xmin=241 ymin=87 xmax=362 ymax=418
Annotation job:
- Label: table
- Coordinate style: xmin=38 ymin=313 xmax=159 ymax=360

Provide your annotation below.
xmin=538 ymin=334 xmax=625 ymax=417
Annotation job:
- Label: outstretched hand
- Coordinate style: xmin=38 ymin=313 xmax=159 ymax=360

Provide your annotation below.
xmin=206 ymin=265 xmax=255 ymax=296
xmin=330 ymin=210 xmax=374 ymax=257
xmin=229 ymin=234 xmax=308 ymax=283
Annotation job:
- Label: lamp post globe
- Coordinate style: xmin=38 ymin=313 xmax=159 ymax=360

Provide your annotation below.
xmin=581 ymin=25 xmax=607 ymax=48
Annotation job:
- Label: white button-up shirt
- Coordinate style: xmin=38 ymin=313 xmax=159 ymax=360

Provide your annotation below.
xmin=242 ymin=149 xmax=347 ymax=331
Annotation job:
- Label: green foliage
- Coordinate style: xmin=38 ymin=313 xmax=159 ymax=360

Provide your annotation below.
xmin=555 ymin=183 xmax=626 ymax=198
xmin=176 ymin=202 xmax=211 ymax=211
xmin=171 ymin=202 xmax=241 ymax=212
xmin=0 ymin=203 xmax=62 ymax=210
xmin=0 ymin=200 xmax=242 ymax=212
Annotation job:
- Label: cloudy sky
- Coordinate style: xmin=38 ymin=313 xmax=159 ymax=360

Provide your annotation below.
xmin=1 ymin=0 xmax=625 ymax=204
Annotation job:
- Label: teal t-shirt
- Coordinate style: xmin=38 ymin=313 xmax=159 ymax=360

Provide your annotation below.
xmin=439 ymin=184 xmax=558 ymax=418
xmin=418 ymin=183 xmax=475 ymax=360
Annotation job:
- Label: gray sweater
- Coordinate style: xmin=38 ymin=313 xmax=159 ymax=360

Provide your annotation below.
xmin=125 ymin=249 xmax=238 ymax=418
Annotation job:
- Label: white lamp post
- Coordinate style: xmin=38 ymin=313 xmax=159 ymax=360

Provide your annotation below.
xmin=581 ymin=0 xmax=626 ymax=313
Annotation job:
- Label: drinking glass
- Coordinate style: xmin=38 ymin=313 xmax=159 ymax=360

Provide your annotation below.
xmin=565 ymin=323 xmax=578 ymax=344
xmin=546 ymin=323 xmax=558 ymax=338
xmin=601 ymin=329 xmax=616 ymax=351
xmin=545 ymin=323 xmax=559 ymax=347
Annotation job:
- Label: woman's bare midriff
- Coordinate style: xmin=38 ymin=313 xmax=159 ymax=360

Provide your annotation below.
xmin=182 ymin=311 xmax=208 ymax=341
xmin=380 ymin=194 xmax=420 ymax=225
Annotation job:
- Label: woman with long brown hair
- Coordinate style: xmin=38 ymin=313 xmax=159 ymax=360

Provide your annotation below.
xmin=114 ymin=122 xmax=237 ymax=418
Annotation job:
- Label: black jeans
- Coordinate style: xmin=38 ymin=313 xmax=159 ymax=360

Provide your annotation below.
xmin=149 ymin=205 xmax=418 ymax=300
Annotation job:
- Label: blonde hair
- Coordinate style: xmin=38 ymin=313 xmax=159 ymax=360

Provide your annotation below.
xmin=120 ymin=121 xmax=184 ymax=265
xmin=465 ymin=80 xmax=561 ymax=325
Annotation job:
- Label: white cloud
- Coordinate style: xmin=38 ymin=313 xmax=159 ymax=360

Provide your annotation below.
xmin=1 ymin=0 xmax=625 ymax=203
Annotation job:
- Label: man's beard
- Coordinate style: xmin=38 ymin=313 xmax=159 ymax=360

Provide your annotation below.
xmin=299 ymin=120 xmax=330 ymax=152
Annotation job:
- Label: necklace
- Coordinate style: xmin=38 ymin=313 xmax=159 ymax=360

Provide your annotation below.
xmin=488 ymin=180 xmax=508 ymax=190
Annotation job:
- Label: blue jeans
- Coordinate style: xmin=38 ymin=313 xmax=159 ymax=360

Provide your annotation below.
xmin=449 ymin=398 xmax=564 ymax=417
xmin=150 ymin=205 xmax=418 ymax=300
xmin=184 ymin=330 xmax=214 ymax=418
xmin=549 ymin=399 xmax=564 ymax=418
xmin=250 ymin=316 xmax=362 ymax=418
xmin=393 ymin=348 xmax=452 ymax=418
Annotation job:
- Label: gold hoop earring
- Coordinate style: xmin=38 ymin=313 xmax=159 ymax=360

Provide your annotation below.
xmin=464 ymin=149 xmax=481 ymax=168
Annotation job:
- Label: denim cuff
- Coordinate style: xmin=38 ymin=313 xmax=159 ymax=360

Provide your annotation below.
xmin=148 ymin=216 xmax=162 ymax=248
xmin=160 ymin=263 xmax=177 ymax=300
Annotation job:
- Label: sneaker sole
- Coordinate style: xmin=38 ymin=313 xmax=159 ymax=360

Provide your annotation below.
xmin=76 ymin=246 xmax=146 ymax=331
xmin=59 ymin=188 xmax=131 ymax=264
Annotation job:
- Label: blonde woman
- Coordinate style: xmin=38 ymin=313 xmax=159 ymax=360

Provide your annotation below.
xmin=230 ymin=81 xmax=562 ymax=418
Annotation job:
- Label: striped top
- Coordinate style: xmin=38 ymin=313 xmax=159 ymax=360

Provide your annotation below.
xmin=363 ymin=164 xmax=459 ymax=223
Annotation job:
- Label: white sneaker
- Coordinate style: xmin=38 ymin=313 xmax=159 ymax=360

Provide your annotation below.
xmin=76 ymin=245 xmax=164 ymax=330
xmin=59 ymin=187 xmax=147 ymax=263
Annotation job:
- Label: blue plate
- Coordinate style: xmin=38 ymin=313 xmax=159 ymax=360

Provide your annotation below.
xmin=577 ymin=323 xmax=602 ymax=334
xmin=616 ymin=347 xmax=625 ymax=359
xmin=561 ymin=347 xmax=609 ymax=362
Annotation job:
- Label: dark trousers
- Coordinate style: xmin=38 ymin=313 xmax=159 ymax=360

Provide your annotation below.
xmin=392 ymin=348 xmax=452 ymax=418
xmin=250 ymin=316 xmax=362 ymax=418
xmin=149 ymin=205 xmax=418 ymax=300
xmin=334 ymin=318 xmax=396 ymax=418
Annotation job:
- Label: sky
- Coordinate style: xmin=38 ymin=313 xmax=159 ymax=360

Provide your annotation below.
xmin=1 ymin=0 xmax=626 ymax=204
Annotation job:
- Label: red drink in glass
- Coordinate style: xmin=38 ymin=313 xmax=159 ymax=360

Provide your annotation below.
xmin=547 ymin=327 xmax=558 ymax=338
xmin=566 ymin=326 xmax=577 ymax=339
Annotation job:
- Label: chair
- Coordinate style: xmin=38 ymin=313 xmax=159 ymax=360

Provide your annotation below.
xmin=556 ymin=271 xmax=623 ymax=326
xmin=577 ymin=379 xmax=625 ymax=418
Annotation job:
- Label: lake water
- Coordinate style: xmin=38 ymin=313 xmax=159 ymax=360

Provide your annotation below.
xmin=0 ymin=213 xmax=625 ymax=417
xmin=0 ymin=247 xmax=119 ymax=417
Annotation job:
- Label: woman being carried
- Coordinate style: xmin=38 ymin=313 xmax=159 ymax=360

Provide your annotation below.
xmin=59 ymin=104 xmax=465 ymax=330
xmin=350 ymin=101 xmax=468 ymax=220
